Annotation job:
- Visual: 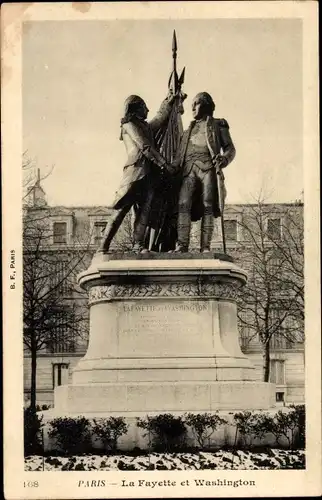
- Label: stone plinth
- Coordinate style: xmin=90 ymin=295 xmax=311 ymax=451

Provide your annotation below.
xmin=54 ymin=253 xmax=275 ymax=412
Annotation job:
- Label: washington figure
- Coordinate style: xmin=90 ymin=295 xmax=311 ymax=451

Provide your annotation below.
xmin=172 ymin=92 xmax=236 ymax=252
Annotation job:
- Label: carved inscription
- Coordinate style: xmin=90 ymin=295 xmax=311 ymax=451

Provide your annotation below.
xmin=122 ymin=303 xmax=208 ymax=313
xmin=118 ymin=301 xmax=212 ymax=355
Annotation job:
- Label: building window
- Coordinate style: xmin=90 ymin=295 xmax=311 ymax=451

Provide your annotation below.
xmin=93 ymin=221 xmax=107 ymax=245
xmin=224 ymin=219 xmax=237 ymax=241
xmin=46 ymin=309 xmax=76 ymax=354
xmin=52 ymin=363 xmax=69 ymax=389
xmin=52 ymin=260 xmax=72 ymax=295
xmin=238 ymin=310 xmax=257 ymax=349
xmin=239 ymin=325 xmax=252 ymax=349
xmin=270 ymin=334 xmax=293 ymax=349
xmin=53 ymin=222 xmax=67 ymax=244
xmin=276 ymin=392 xmax=285 ymax=403
xmin=269 ymin=359 xmax=285 ymax=385
xmin=267 ymin=218 xmax=282 ymax=240
xmin=268 ymin=255 xmax=281 ymax=274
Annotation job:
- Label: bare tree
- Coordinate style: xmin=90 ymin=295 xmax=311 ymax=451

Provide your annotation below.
xmin=23 ymin=151 xmax=54 ymax=204
xmin=23 ymin=159 xmax=93 ymax=410
xmin=22 ymin=151 xmax=35 ymax=192
xmin=234 ymin=195 xmax=304 ymax=382
xmin=266 ymin=201 xmax=304 ymax=326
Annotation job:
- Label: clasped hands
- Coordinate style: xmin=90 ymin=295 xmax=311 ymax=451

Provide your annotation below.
xmin=161 ymin=154 xmax=227 ymax=175
xmin=160 ymin=162 xmax=179 ymax=175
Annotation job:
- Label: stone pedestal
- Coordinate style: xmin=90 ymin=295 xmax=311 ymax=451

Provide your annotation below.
xmin=54 ymin=253 xmax=275 ymax=412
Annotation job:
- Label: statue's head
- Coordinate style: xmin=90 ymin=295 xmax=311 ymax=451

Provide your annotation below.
xmin=123 ymin=95 xmax=149 ymax=122
xmin=192 ymin=92 xmax=215 ymax=119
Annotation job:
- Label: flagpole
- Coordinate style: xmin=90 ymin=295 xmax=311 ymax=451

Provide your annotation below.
xmin=149 ymin=31 xmax=186 ymax=251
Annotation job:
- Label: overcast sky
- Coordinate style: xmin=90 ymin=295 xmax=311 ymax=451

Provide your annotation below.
xmin=23 ymin=19 xmax=303 ymax=207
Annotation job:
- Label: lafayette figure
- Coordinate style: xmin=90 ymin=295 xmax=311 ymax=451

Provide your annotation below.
xmin=99 ymin=93 xmax=174 ymax=253
xmin=172 ymin=92 xmax=236 ymax=252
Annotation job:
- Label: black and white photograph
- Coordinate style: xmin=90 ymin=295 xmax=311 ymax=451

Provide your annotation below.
xmin=2 ymin=1 xmax=320 ymax=498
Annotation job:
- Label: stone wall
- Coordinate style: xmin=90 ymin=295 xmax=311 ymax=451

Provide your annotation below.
xmin=24 ymin=348 xmax=304 ymax=407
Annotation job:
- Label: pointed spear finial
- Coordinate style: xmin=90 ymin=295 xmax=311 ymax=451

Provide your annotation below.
xmin=172 ymin=30 xmax=177 ymax=54
xmin=178 ymin=67 xmax=185 ymax=86
xmin=171 ymin=30 xmax=178 ymax=91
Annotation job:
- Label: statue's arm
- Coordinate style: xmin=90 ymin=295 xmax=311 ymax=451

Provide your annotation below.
xmin=148 ymin=95 xmax=174 ymax=133
xmin=123 ymin=122 xmax=167 ymax=169
xmin=172 ymin=133 xmax=184 ymax=169
xmin=219 ymin=120 xmax=236 ymax=167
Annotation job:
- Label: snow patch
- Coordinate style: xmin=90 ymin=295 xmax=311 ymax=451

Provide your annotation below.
xmin=24 ymin=449 xmax=305 ymax=471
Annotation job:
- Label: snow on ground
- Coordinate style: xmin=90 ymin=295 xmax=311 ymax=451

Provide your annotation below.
xmin=25 ymin=449 xmax=305 ymax=471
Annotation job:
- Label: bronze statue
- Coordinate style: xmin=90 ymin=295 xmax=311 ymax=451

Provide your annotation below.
xmin=99 ymin=31 xmax=186 ymax=254
xmin=99 ymin=92 xmax=175 ymax=253
xmin=172 ymin=92 xmax=236 ymax=253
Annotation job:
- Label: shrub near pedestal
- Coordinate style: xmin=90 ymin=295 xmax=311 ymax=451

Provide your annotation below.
xmin=290 ymin=404 xmax=305 ymax=448
xmin=185 ymin=412 xmax=228 ymax=449
xmin=48 ymin=417 xmax=91 ymax=455
xmin=92 ymin=417 xmax=128 ymax=453
xmin=24 ymin=407 xmax=43 ymax=456
xmin=39 ymin=405 xmax=305 ymax=453
xmin=233 ymin=407 xmax=306 ymax=449
xmin=137 ymin=414 xmax=187 ymax=452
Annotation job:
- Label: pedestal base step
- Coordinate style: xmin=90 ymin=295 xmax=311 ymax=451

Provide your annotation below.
xmin=55 ymin=380 xmax=275 ymax=413
xmin=72 ymin=358 xmax=257 ymax=384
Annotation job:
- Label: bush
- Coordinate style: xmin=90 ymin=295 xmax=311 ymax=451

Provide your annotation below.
xmin=233 ymin=407 xmax=306 ymax=450
xmin=35 ymin=404 xmax=51 ymax=411
xmin=92 ymin=417 xmax=128 ymax=452
xmin=268 ymin=410 xmax=295 ymax=448
xmin=233 ymin=411 xmax=259 ymax=448
xmin=253 ymin=413 xmax=278 ymax=443
xmin=137 ymin=414 xmax=187 ymax=452
xmin=24 ymin=407 xmax=43 ymax=456
xmin=48 ymin=417 xmax=91 ymax=455
xmin=233 ymin=411 xmax=277 ymax=448
xmin=184 ymin=412 xmax=227 ymax=449
xmin=267 ymin=407 xmax=305 ymax=449
xmin=290 ymin=404 xmax=305 ymax=448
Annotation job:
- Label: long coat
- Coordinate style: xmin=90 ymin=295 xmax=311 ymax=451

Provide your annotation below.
xmin=111 ymin=99 xmax=172 ymax=210
xmin=174 ymin=116 xmax=236 ymax=221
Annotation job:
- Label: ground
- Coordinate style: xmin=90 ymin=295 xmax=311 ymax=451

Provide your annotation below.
xmin=25 ymin=449 xmax=305 ymax=471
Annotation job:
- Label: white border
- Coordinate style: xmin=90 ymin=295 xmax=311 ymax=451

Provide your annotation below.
xmin=2 ymin=2 xmax=320 ymax=498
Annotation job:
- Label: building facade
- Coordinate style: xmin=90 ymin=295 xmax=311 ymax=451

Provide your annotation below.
xmin=23 ymin=184 xmax=304 ymax=407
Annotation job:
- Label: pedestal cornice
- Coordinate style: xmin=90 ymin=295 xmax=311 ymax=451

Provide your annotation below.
xmin=78 ymin=253 xmax=248 ymax=293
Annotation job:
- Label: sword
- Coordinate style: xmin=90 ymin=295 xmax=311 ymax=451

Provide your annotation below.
xmin=205 ymin=125 xmax=227 ymax=254
xmin=214 ymin=156 xmax=227 ymax=254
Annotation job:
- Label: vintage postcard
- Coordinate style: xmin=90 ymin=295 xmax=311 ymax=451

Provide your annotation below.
xmin=2 ymin=1 xmax=320 ymax=498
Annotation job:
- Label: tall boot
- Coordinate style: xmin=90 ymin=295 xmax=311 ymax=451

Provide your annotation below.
xmin=98 ymin=208 xmax=128 ymax=253
xmin=99 ymin=222 xmax=119 ymax=253
xmin=132 ymin=191 xmax=154 ymax=251
xmin=133 ymin=221 xmax=147 ymax=251
xmin=200 ymin=213 xmax=214 ymax=252
xmin=176 ymin=211 xmax=191 ymax=252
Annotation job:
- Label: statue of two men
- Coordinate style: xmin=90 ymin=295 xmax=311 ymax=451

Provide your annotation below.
xmin=99 ymin=91 xmax=236 ymax=254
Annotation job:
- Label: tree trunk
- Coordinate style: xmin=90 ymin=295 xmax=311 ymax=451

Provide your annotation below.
xmin=30 ymin=341 xmax=37 ymax=411
xmin=263 ymin=339 xmax=270 ymax=382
